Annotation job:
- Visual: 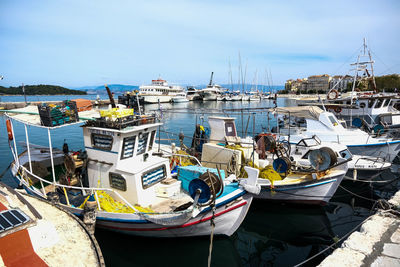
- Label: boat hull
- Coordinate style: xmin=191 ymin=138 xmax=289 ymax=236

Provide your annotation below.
xmin=347 ymin=141 xmax=400 ymax=163
xmin=140 ymin=95 xmax=172 ymax=103
xmin=255 ymin=175 xmax=344 ymax=205
xmin=14 ymin=174 xmax=253 ymax=238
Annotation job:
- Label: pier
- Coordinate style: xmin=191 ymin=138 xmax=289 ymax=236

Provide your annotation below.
xmin=319 ymin=191 xmax=400 ymax=266
xmin=0 ymin=99 xmax=111 ymax=109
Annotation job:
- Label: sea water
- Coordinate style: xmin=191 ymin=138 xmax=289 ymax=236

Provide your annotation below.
xmin=0 ymin=96 xmax=398 ymax=266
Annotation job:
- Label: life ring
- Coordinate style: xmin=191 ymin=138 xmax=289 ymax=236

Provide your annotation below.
xmin=327 ymin=89 xmax=339 ymax=100
xmin=6 ymin=119 xmax=13 ymax=141
xmin=334 ymin=107 xmax=342 ymax=113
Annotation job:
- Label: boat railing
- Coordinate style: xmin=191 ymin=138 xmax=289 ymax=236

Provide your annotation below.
xmin=157 ymin=150 xmax=202 ymax=166
xmin=15 ymin=163 xmax=141 ymax=213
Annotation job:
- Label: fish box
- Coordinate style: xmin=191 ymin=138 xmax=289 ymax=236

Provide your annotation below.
xmin=156 ymin=180 xmax=182 ymax=198
xmin=177 ymin=165 xmax=225 ymax=193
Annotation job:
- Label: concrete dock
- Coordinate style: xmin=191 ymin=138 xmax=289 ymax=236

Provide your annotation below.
xmin=0 ymin=99 xmax=111 ymax=110
xmin=319 ymin=191 xmax=400 ymax=266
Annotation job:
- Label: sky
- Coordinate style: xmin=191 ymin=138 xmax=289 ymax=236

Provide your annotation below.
xmin=0 ymin=0 xmax=399 ymax=88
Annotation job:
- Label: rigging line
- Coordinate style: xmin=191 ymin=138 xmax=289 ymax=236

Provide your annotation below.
xmin=331 ymin=44 xmax=364 ymax=75
xmin=370 ymin=50 xmax=394 ymax=74
xmin=342 ymin=176 xmax=400 ymax=184
xmin=293 ymin=214 xmax=374 ymax=267
xmin=338 ymin=185 xmax=377 ymax=203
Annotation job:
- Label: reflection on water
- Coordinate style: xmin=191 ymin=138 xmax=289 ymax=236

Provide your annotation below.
xmin=0 ymin=96 xmax=399 ymax=266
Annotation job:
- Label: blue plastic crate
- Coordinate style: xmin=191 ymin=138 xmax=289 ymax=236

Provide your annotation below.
xmin=177 ymin=165 xmax=225 ymax=192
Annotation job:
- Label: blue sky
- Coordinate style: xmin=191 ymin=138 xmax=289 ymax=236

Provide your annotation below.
xmin=0 ymin=0 xmax=399 ymax=87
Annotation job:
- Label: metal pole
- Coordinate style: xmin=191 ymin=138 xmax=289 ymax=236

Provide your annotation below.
xmin=47 ymin=128 xmax=56 ymax=186
xmin=252 ymin=113 xmax=255 ymax=166
xmin=24 ymin=125 xmax=32 ymax=172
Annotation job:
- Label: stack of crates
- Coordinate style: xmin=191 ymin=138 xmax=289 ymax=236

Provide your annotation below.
xmin=38 ymin=101 xmax=79 ymax=127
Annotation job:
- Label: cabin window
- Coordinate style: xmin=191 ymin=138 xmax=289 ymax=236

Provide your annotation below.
xmin=368 ymin=99 xmax=374 ymax=108
xmin=383 ymin=99 xmax=389 ymax=107
xmin=91 ymin=133 xmax=113 ymax=151
xmin=225 ymin=121 xmax=237 ymax=137
xmin=376 ymin=99 xmax=384 ymax=108
xmin=109 ymin=172 xmax=127 ymax=191
xmin=121 ymin=136 xmax=136 ymax=159
xmin=328 ymin=116 xmax=338 ymax=126
xmin=137 ymin=132 xmax=149 ymax=155
xmin=142 ymin=165 xmax=166 ymax=189
xmin=148 ymin=131 xmax=156 ymax=151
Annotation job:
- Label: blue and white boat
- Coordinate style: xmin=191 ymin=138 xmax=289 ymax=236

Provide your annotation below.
xmin=272 ymin=106 xmax=400 ymax=163
xmin=5 ymin=105 xmax=258 ymax=238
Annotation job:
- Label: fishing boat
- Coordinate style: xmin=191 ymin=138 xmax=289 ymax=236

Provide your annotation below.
xmin=4 ymin=101 xmax=259 ymax=237
xmin=167 ymin=116 xmax=348 ymax=205
xmin=255 ymin=134 xmax=391 ymax=179
xmin=271 ymin=106 xmax=400 ymax=163
xmin=0 ymin=182 xmax=104 ymax=266
xmin=138 ymin=77 xmax=185 ymax=103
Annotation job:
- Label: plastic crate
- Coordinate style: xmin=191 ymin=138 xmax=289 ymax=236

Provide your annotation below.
xmin=37 ymin=102 xmax=79 ymax=127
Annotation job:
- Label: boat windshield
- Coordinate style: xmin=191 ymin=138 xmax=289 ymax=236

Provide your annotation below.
xmin=328 ymin=115 xmax=339 ymax=126
xmin=339 ymin=149 xmax=352 ymax=160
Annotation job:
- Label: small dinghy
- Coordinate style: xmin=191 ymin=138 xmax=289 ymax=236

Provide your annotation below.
xmin=0 ymin=182 xmax=104 ymax=266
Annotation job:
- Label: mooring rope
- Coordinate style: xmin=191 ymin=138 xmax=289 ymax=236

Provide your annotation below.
xmin=208 ymin=205 xmax=216 ymax=267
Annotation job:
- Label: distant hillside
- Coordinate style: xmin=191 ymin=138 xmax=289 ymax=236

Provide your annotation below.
xmin=74 ymin=84 xmax=139 ymax=95
xmin=0 ymin=84 xmax=86 ymax=95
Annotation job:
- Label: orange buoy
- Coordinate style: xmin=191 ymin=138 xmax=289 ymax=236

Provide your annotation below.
xmin=6 ymin=119 xmax=13 ymax=140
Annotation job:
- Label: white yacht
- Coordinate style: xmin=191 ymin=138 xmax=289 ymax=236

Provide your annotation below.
xmin=186 ymin=87 xmax=202 ymax=101
xmin=139 ymin=78 xmax=185 ymax=103
xmin=171 ymin=92 xmax=189 ymax=103
xmin=272 ymin=106 xmax=400 ymax=163
xmin=199 ymin=72 xmax=224 ymax=101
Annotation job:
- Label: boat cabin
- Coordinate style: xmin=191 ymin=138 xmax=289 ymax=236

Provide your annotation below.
xmin=83 ymin=121 xmax=172 ymax=207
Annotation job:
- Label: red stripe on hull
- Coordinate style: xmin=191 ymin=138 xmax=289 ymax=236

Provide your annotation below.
xmin=99 ymin=201 xmax=247 ymax=232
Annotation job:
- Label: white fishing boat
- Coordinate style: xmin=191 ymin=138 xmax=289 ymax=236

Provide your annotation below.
xmin=174 ymin=116 xmax=348 ymax=205
xmin=241 ymin=94 xmax=250 ymax=101
xmin=4 ymin=103 xmax=259 ymax=238
xmin=255 ymin=134 xmax=391 ymax=178
xmin=248 ymin=91 xmax=261 ymax=101
xmin=171 ymin=92 xmax=189 ymax=103
xmin=271 ymin=106 xmax=400 ymax=163
xmin=0 ymin=182 xmax=104 ymax=266
xmin=138 ymin=77 xmax=185 ymax=103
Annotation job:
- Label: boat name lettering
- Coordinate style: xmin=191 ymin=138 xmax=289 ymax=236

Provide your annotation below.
xmin=89 ymin=129 xmax=114 ymax=136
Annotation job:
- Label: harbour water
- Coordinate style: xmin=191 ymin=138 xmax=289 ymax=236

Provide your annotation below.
xmin=0 ymin=96 xmax=399 ymax=266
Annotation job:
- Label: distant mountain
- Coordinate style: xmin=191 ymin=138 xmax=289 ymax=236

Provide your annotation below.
xmin=73 ymin=84 xmax=139 ymax=95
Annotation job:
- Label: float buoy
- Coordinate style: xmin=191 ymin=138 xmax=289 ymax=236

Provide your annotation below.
xmin=6 ymin=119 xmax=13 ymax=141
xmin=327 ymin=89 xmax=339 ymax=100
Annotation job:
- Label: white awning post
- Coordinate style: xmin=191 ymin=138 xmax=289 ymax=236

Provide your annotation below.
xmin=47 ymin=128 xmax=56 ymax=186
xmin=25 ymin=124 xmax=46 ymax=195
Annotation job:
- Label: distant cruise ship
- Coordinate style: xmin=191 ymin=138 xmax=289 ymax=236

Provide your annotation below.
xmin=138 ymin=77 xmax=185 ymax=103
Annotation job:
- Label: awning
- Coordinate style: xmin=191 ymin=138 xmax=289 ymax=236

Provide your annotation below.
xmin=269 ymin=106 xmax=323 ymax=120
